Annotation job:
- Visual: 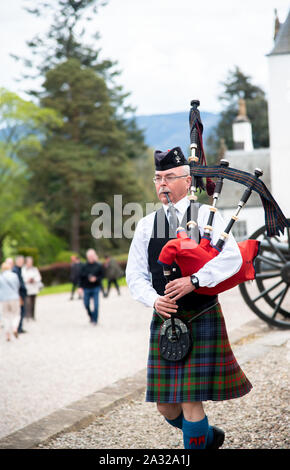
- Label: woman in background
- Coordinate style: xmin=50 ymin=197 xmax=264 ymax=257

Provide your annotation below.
xmin=0 ymin=262 xmax=20 ymax=341
xmin=22 ymin=257 xmax=42 ymax=320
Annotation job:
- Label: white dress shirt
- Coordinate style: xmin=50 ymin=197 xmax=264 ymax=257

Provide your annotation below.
xmin=126 ymin=196 xmax=242 ymax=308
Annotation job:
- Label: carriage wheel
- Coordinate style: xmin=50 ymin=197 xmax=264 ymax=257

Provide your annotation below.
xmin=239 ymin=220 xmax=290 ymax=329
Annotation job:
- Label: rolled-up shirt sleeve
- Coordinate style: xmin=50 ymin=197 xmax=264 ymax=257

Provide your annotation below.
xmin=126 ymin=216 xmax=159 ymax=308
xmin=193 ymin=206 xmax=242 ymax=288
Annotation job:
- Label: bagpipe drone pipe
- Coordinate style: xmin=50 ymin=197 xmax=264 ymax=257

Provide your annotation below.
xmin=158 ymin=100 xmax=290 ymax=297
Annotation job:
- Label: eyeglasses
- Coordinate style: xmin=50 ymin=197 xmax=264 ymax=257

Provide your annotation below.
xmin=153 ymin=175 xmax=188 ymax=184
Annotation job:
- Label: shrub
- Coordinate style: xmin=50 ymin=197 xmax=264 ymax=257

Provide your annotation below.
xmin=39 ymin=262 xmax=71 ymax=286
xmin=55 ymin=250 xmax=80 ymax=263
xmin=39 ymin=255 xmax=128 ymax=287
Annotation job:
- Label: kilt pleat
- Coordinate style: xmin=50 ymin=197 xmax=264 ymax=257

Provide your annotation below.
xmin=146 ymin=302 xmax=252 ymax=403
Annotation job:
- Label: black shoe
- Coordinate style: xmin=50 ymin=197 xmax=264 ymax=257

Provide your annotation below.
xmin=18 ymin=329 xmax=27 ymax=334
xmin=206 ymin=426 xmax=225 ymax=449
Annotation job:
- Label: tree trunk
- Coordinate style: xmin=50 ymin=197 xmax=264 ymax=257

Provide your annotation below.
xmin=70 ymin=198 xmax=80 ymax=253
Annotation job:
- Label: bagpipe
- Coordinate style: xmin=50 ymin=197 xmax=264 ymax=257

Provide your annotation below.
xmin=157 ymin=100 xmax=290 ymax=362
xmin=158 ymin=100 xmax=290 ymax=297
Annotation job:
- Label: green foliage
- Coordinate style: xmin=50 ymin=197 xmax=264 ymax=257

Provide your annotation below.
xmin=0 ymin=87 xmax=63 ymax=159
xmin=5 ymin=0 xmax=148 ymax=261
xmin=245 ymin=97 xmax=269 ymax=149
xmin=1 ymin=204 xmax=66 ymax=265
xmin=22 ymin=1 xmax=109 ymax=74
xmin=24 ymin=58 xmax=145 ymax=254
xmin=206 ymin=66 xmax=269 ymax=161
xmin=0 ymin=87 xmax=67 ymax=264
xmin=0 ymin=155 xmax=27 ymax=215
xmin=105 ymin=253 xmax=128 ymax=263
xmin=39 ymin=283 xmax=72 ymax=296
xmin=55 ymin=250 xmax=80 ymax=263
xmin=18 ymin=1 xmax=148 ymax=256
xmin=218 ymin=66 xmax=266 ymax=104
xmin=0 ymin=145 xmax=66 ymax=264
xmin=133 ymin=147 xmax=160 ymax=205
xmin=16 ymin=246 xmax=40 ymax=266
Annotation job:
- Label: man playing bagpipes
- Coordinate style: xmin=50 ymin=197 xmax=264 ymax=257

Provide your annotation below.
xmin=126 ymin=101 xmax=289 ymax=450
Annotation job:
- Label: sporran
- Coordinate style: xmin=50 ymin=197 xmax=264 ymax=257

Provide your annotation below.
xmin=157 ymin=301 xmax=218 ymax=362
xmin=159 ymin=315 xmax=192 ymax=361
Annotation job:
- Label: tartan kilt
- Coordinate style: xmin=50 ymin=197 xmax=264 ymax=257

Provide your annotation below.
xmin=146 ymin=302 xmax=252 ymax=403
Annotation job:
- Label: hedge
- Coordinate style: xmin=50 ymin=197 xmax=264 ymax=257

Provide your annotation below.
xmin=39 ymin=262 xmax=71 ymax=286
xmin=39 ymin=259 xmax=127 ymax=287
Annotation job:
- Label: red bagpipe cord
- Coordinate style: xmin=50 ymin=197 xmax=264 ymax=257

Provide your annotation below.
xmin=158 ymin=228 xmax=260 ymax=295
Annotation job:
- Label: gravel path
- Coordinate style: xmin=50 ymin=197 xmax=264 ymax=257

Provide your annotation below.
xmin=37 ymin=337 xmax=290 ymax=449
xmin=0 ymin=288 xmax=151 ymax=439
xmin=0 ymin=286 xmax=267 ymax=440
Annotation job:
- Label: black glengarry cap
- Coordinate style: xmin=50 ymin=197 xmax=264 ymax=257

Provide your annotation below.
xmin=154 ymin=147 xmax=188 ymax=171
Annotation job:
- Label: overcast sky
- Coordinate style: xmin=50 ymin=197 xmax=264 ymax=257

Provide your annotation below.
xmin=0 ymin=0 xmax=289 ymax=115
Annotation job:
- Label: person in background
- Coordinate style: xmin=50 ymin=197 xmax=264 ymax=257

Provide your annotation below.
xmin=78 ymin=249 xmax=104 ymax=324
xmin=69 ymin=255 xmax=83 ymax=300
xmin=0 ymin=262 xmax=20 ymax=341
xmin=12 ymin=255 xmax=27 ymax=334
xmin=5 ymin=258 xmax=14 ymax=269
xmin=103 ymin=254 xmax=123 ymax=297
xmin=22 ymin=256 xmax=43 ymax=320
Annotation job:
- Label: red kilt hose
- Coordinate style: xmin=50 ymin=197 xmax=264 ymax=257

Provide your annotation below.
xmin=146 ymin=302 xmax=252 ymax=403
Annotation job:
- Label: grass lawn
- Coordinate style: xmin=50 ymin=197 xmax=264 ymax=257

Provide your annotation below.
xmin=39 ymin=277 xmax=127 ymax=296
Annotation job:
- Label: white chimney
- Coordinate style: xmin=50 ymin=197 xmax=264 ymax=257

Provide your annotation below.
xmin=232 ymin=98 xmax=254 ymax=151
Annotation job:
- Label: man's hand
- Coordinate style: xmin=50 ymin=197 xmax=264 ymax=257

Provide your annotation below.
xmin=78 ymin=288 xmax=83 ymax=296
xmin=164 ymin=276 xmax=194 ymax=302
xmin=154 ymin=295 xmax=178 ymax=319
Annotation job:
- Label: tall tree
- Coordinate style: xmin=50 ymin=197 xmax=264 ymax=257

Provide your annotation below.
xmin=17 ymin=0 xmax=147 ymax=254
xmin=0 ymin=88 xmax=65 ymax=263
xmin=206 ymin=66 xmax=269 ymax=161
xmin=0 ymin=87 xmax=62 ymax=160
xmin=26 ymin=59 xmax=144 ymax=252
xmin=19 ymin=0 xmax=145 ymax=145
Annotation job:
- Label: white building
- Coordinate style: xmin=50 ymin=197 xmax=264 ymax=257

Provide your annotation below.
xmin=218 ymin=9 xmax=290 ymax=240
xmin=267 ymin=9 xmax=290 ymax=218
xmin=219 ymin=99 xmax=270 ymax=240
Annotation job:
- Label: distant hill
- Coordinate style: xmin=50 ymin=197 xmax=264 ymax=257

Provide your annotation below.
xmin=136 ymin=111 xmax=220 ymax=153
xmin=0 ymin=110 xmax=220 ymax=156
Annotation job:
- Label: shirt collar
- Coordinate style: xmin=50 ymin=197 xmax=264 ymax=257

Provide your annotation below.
xmin=162 ymin=195 xmax=190 ymax=219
